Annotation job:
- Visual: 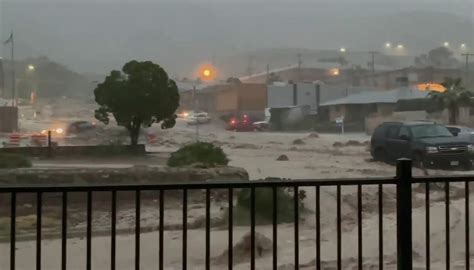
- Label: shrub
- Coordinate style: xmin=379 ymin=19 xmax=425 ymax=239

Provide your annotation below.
xmin=235 ymin=187 xmax=306 ymax=224
xmin=0 ymin=153 xmax=32 ymax=169
xmin=167 ymin=142 xmax=228 ymax=167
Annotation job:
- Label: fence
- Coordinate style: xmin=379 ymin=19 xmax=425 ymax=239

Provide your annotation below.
xmin=0 ymin=158 xmax=472 ymax=269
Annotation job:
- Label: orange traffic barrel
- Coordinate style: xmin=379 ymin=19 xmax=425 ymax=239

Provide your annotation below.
xmin=8 ymin=133 xmax=21 ymax=147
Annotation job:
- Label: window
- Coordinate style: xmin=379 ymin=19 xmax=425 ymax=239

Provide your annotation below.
xmin=411 ymin=125 xmax=453 ymax=139
xmin=398 ymin=127 xmax=411 ymax=138
xmin=386 ymin=126 xmax=400 ymax=139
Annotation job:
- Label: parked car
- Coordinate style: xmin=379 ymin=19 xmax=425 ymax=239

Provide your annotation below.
xmin=252 ymin=108 xmax=271 ymax=131
xmin=186 ymin=112 xmax=211 ymax=125
xmin=446 ymin=125 xmax=474 ymax=136
xmin=66 ymin=121 xmax=97 ymax=134
xmin=371 ymin=122 xmax=474 ymax=169
xmin=226 ymin=114 xmax=255 ymax=131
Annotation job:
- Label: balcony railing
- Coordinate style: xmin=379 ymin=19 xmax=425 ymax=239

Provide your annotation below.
xmin=0 ymin=159 xmax=472 ymax=269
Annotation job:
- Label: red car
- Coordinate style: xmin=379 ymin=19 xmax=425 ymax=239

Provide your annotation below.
xmin=226 ymin=115 xmax=255 ymax=131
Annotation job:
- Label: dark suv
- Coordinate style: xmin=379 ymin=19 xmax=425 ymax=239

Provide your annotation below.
xmin=371 ymin=122 xmax=474 ymax=169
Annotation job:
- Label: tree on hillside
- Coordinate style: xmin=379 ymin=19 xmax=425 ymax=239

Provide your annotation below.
xmin=94 ymin=60 xmax=180 ymax=145
xmin=226 ymin=77 xmax=242 ymax=84
xmin=266 ymin=72 xmax=281 ymax=84
xmin=428 ymin=78 xmax=473 ymax=125
xmin=415 ymin=47 xmax=460 ymax=68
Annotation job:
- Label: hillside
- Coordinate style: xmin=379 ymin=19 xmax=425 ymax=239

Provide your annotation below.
xmin=2 ymin=1 xmax=472 ymax=78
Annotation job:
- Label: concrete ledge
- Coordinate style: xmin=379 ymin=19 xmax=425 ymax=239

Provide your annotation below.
xmin=0 ymin=166 xmax=249 ymax=186
xmin=0 ymin=144 xmax=147 ymax=157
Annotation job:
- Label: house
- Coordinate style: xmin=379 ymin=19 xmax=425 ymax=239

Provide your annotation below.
xmin=179 ymin=82 xmax=267 ymax=118
xmin=320 ymin=87 xmax=430 ymax=123
xmin=327 ymin=67 xmax=462 ymax=90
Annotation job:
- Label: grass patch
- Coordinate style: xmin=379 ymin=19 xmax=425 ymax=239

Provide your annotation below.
xmin=0 ymin=153 xmax=32 ymax=169
xmin=0 ymin=215 xmax=61 ymax=236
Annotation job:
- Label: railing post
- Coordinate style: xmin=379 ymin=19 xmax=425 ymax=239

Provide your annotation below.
xmin=396 ymin=158 xmax=413 ymax=270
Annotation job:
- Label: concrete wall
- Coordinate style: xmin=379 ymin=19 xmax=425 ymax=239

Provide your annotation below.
xmin=0 ymin=144 xmax=146 ymax=157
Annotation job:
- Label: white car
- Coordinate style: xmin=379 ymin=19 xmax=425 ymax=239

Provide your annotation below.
xmin=186 ymin=112 xmax=211 ymax=125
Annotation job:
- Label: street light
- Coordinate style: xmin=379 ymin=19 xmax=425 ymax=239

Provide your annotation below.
xmin=192 ymin=64 xmax=217 ymax=142
xmin=385 ymin=42 xmax=392 ymax=48
xmin=339 ymin=47 xmax=347 ymax=53
xmin=202 ymin=69 xmax=211 ymax=78
xmin=27 ymin=65 xmax=35 ymax=71
xmin=443 ymin=42 xmax=450 ymax=47
xmin=461 ymin=43 xmax=467 ymax=49
xmin=396 ymin=44 xmax=404 ymax=49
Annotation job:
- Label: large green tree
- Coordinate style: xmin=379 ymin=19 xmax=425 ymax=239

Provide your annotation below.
xmin=94 ymin=60 xmax=179 ymax=145
xmin=429 ymin=78 xmax=473 ymax=125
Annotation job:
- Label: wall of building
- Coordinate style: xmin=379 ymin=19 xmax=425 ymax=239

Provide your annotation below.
xmin=328 ymin=103 xmax=381 ymax=122
xmin=328 ymin=105 xmax=346 ymax=122
xmin=237 ymin=83 xmax=267 ymax=111
xmin=215 ymin=89 xmax=238 ymax=113
xmin=377 ymin=104 xmax=397 ymax=116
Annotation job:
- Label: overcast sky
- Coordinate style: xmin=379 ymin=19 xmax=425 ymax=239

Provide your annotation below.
xmin=1 ymin=0 xmax=473 ymax=77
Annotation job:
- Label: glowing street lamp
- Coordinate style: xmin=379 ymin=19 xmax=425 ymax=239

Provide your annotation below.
xmin=396 ymin=44 xmax=404 ymax=49
xmin=202 ymin=69 xmax=211 ymax=78
xmin=27 ymin=64 xmax=35 ymax=71
xmin=443 ymin=42 xmax=450 ymax=47
xmin=385 ymin=42 xmax=392 ymax=48
xmin=339 ymin=47 xmax=347 ymax=53
xmin=192 ymin=64 xmax=217 ymax=142
xmin=461 ymin=43 xmax=467 ymax=49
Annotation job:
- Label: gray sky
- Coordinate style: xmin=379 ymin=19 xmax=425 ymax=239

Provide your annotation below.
xmin=1 ymin=0 xmax=473 ymax=77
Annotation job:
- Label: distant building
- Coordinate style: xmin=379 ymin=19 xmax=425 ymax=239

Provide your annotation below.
xmin=327 ymin=67 xmax=462 ymax=90
xmin=239 ymin=61 xmax=395 ymax=84
xmin=319 ymin=87 xmax=431 ymax=123
xmin=179 ymin=82 xmax=267 ymax=118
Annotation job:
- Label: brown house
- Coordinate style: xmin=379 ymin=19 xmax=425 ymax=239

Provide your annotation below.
xmin=180 ymin=83 xmax=267 ymax=118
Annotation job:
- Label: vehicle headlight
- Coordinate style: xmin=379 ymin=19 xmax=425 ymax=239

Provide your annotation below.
xmin=425 ymin=146 xmax=438 ymax=154
xmin=468 ymin=144 xmax=474 ymax=153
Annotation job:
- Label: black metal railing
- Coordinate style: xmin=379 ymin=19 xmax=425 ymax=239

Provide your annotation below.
xmin=0 ymin=158 xmax=472 ymax=269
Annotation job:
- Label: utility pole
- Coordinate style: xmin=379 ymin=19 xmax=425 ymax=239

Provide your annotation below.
xmin=368 ymin=51 xmax=379 ymax=87
xmin=246 ymin=55 xmax=254 ymax=77
xmin=192 ymin=83 xmax=199 ymax=142
xmin=461 ymin=53 xmax=474 ymax=84
xmin=0 ymin=57 xmax=4 ymax=98
xmin=368 ymin=51 xmax=379 ymax=74
xmin=265 ymin=64 xmax=270 ymax=83
xmin=297 ymin=53 xmax=302 ymax=81
xmin=3 ymin=31 xmax=15 ymax=106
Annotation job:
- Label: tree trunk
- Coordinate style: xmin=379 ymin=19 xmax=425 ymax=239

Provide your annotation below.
xmin=448 ymin=106 xmax=458 ymax=125
xmin=129 ymin=126 xmax=140 ymax=146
